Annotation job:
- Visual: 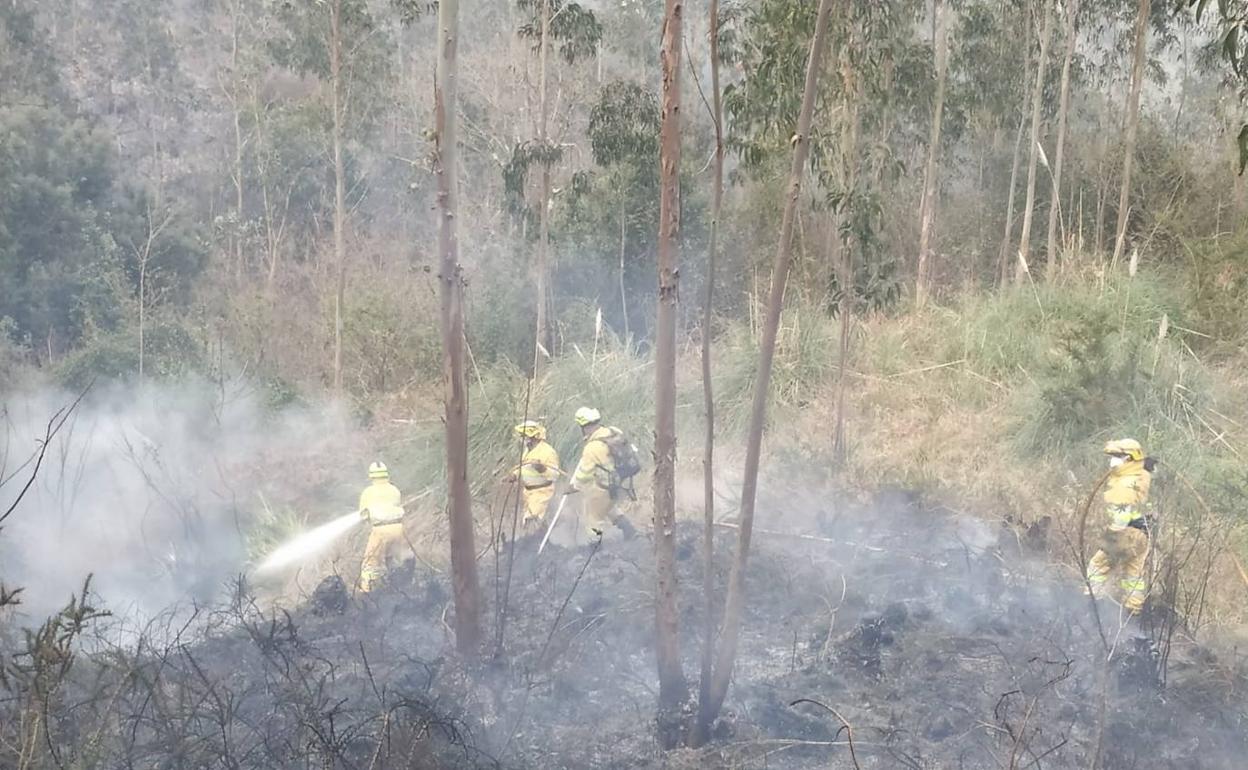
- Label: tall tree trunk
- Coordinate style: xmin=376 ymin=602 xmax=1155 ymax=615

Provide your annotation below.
xmin=997 ymin=7 xmax=1032 ymax=287
xmin=699 ymin=0 xmax=836 ymax=737
xmin=832 ymin=55 xmax=860 ymax=462
xmin=1015 ymin=0 xmax=1054 ymax=283
xmin=695 ymin=0 xmax=724 ymax=747
xmin=1112 ymin=0 xmax=1151 ymax=266
xmin=1045 ymin=0 xmax=1080 ymax=279
xmin=230 ymin=0 xmax=245 ymax=281
xmin=330 ymin=0 xmax=347 ymax=394
xmin=654 ymin=0 xmax=690 ymax=749
xmin=619 ymin=189 xmax=629 ymax=339
xmin=435 ymin=0 xmax=481 ymax=656
xmin=534 ymin=0 xmax=552 ymax=375
xmin=915 ymin=0 xmax=949 ymax=307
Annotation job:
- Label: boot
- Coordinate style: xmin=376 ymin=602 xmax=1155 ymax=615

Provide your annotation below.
xmin=613 ymin=515 xmax=637 ymax=540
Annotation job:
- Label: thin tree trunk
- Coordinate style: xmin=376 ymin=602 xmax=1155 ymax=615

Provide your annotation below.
xmin=1016 ymin=0 xmax=1054 ymax=283
xmin=230 ymin=0 xmax=245 ymax=280
xmin=1112 ymin=0 xmax=1151 ymax=266
xmin=998 ymin=7 xmax=1032 ymax=287
xmin=700 ymin=0 xmax=836 ymax=736
xmin=915 ymin=0 xmax=949 ymax=307
xmin=654 ymin=0 xmax=689 ymax=749
xmin=435 ymin=0 xmax=481 ymax=656
xmin=620 ymin=189 xmax=630 ymax=339
xmin=832 ymin=57 xmax=860 ymax=462
xmin=694 ymin=0 xmax=723 ymax=748
xmin=534 ymin=0 xmax=552 ymax=375
xmin=1095 ymin=167 xmax=1107 ymax=254
xmin=1045 ymin=0 xmax=1080 ymax=279
xmin=330 ymin=0 xmax=347 ymax=394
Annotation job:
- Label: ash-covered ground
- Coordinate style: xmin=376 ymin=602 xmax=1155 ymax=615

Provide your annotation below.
xmin=28 ymin=487 xmax=1247 ymax=768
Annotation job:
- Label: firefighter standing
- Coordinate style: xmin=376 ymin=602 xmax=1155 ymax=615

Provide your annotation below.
xmin=357 ymin=461 xmax=406 ymax=593
xmin=512 ymin=421 xmax=561 ymax=527
xmin=568 ymin=407 xmax=637 ymax=539
xmin=1085 ymin=439 xmax=1152 ymax=614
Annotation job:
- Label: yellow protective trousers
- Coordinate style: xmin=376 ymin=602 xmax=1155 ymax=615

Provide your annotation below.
xmin=358 ymin=522 xmax=405 ymax=593
xmin=522 ymin=484 xmax=556 ymax=525
xmin=580 ymin=486 xmax=615 ymax=535
xmin=1086 ymin=526 xmax=1149 ymax=612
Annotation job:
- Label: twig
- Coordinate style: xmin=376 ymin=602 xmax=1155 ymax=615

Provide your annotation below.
xmin=1 ymin=383 xmax=92 ymax=526
xmin=787 ymin=698 xmax=862 ymax=769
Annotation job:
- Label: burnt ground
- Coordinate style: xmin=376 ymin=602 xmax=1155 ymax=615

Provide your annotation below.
xmin=33 ymin=488 xmax=1247 ymax=768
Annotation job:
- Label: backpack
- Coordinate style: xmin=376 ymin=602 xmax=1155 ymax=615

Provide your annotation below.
xmin=601 ymin=428 xmax=642 ymax=500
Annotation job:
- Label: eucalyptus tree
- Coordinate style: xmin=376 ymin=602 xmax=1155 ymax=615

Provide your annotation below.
xmin=433 ymin=0 xmax=481 ymax=655
xmin=915 ymin=0 xmax=951 ymax=306
xmin=1016 ymin=0 xmax=1054 ymax=283
xmin=586 ymin=81 xmax=660 ymax=338
xmin=1112 ymin=0 xmax=1152 ymax=266
xmin=513 ymin=0 xmax=602 ymax=371
xmin=990 ymin=4 xmax=1033 ymax=283
xmin=1044 ymin=0 xmax=1082 ymax=278
xmin=700 ymin=0 xmax=837 ymax=743
xmin=1177 ymin=0 xmax=1248 ymax=173
xmin=653 ymin=0 xmax=688 ymax=747
xmin=269 ymin=0 xmax=390 ymax=393
xmin=947 ymin=0 xmax=1026 ymax=282
xmin=698 ymin=0 xmax=726 ymax=733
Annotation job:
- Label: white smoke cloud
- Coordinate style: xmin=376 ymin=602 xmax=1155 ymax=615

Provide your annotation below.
xmin=0 ymin=379 xmax=360 ymax=621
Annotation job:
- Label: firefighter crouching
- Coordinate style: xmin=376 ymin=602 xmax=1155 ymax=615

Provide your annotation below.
xmin=1085 ymin=439 xmax=1153 ymax=614
xmin=358 ymin=461 xmax=406 ymax=593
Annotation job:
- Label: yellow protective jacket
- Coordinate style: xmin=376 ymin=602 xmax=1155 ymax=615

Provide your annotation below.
xmin=573 ymin=426 xmax=616 ymax=491
xmin=516 ymin=440 xmax=561 ymax=489
xmin=1103 ymin=460 xmax=1151 ymax=530
xmin=359 ymin=480 xmax=404 ymax=524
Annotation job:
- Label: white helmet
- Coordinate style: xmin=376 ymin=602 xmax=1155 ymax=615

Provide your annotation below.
xmin=368 ymin=461 xmax=390 ymax=480
xmin=574 ymin=407 xmax=601 ymax=427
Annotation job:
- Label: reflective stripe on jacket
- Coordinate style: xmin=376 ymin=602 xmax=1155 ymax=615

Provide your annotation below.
xmin=1104 ymin=460 xmax=1151 ymax=531
xmin=517 ymin=440 xmax=561 ymax=489
xmin=573 ymin=426 xmax=615 ymax=490
xmin=359 ymin=480 xmax=404 ymax=524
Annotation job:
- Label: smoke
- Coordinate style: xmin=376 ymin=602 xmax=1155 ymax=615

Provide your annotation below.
xmin=0 ymin=379 xmax=358 ymax=621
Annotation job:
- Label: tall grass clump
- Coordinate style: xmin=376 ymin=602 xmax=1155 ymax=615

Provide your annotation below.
xmin=714 ymin=301 xmax=839 ymax=431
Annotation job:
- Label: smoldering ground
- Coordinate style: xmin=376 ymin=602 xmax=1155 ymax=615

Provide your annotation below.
xmin=1 ymin=395 xmax=1245 ymax=767
xmin=0 ymin=380 xmax=362 ymax=621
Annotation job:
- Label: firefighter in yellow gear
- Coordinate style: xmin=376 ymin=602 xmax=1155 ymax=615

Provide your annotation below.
xmin=1085 ymin=439 xmax=1152 ymax=614
xmin=357 ymin=461 xmax=406 ymax=593
xmin=511 ymin=421 xmax=561 ymax=527
xmin=567 ymin=407 xmax=636 ymax=539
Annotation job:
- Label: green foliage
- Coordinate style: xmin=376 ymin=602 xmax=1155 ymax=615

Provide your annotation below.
xmin=715 ymin=303 xmax=839 ymax=431
xmin=502 ymin=140 xmax=565 ymax=231
xmin=0 ymin=104 xmax=123 ymax=355
xmin=587 ymin=81 xmax=659 ymax=168
xmin=0 ymin=317 xmax=32 ymax=390
xmin=517 ymin=0 xmax=604 ymax=65
xmin=340 ymin=286 xmax=441 ymax=398
xmin=55 ymin=315 xmax=205 ymax=390
xmin=0 ymin=1 xmax=62 ymax=101
xmin=1188 ymin=232 xmax=1248 ymax=351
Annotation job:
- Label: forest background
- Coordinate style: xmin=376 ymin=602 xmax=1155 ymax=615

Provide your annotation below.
xmin=3 ymin=0 xmax=1248 ymax=640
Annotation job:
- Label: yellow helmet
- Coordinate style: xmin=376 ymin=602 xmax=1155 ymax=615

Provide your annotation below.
xmin=513 ymin=420 xmax=546 ymax=440
xmin=574 ymin=406 xmax=601 ymax=427
xmin=1103 ymin=439 xmax=1143 ymax=462
xmin=368 ymin=461 xmax=390 ymax=480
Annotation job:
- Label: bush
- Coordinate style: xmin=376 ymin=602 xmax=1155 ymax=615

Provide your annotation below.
xmin=1188 ymin=232 xmax=1248 ymax=354
xmin=55 ymin=314 xmax=204 ymax=389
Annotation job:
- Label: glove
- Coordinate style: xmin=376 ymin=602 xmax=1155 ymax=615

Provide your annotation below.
xmin=360 ymin=508 xmax=371 ymax=522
